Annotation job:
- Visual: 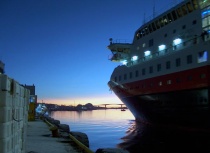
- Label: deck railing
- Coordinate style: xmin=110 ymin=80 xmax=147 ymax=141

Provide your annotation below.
xmin=125 ymin=34 xmax=209 ymax=67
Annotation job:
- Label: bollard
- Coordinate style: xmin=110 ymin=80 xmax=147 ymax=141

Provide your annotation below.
xmin=49 ymin=125 xmax=59 ymax=137
xmin=45 ymin=119 xmax=59 ymax=137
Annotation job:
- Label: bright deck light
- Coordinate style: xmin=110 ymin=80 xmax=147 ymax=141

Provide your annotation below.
xmin=122 ymin=60 xmax=127 ymax=65
xmin=131 ymin=56 xmax=138 ymax=61
xmin=158 ymin=45 xmax=166 ymax=51
xmin=144 ymin=50 xmax=151 ymax=56
xmin=173 ymin=38 xmax=182 ymax=45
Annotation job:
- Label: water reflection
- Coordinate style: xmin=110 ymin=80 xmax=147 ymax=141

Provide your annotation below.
xmin=118 ymin=121 xmax=210 ymax=153
xmin=50 ymin=109 xmax=134 ymax=151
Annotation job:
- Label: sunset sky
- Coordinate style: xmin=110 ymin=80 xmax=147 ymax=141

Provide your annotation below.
xmin=0 ymin=0 xmax=177 ymax=105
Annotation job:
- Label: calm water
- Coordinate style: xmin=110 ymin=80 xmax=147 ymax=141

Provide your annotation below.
xmin=50 ymin=109 xmax=134 ymax=152
xmin=50 ymin=109 xmax=210 ymax=153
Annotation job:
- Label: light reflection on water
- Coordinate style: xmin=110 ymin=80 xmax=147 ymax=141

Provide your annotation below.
xmin=50 ymin=109 xmax=210 ymax=153
xmin=50 ymin=109 xmax=135 ymax=152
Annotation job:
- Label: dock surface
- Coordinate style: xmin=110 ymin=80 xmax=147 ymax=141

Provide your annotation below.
xmin=25 ymin=119 xmax=78 ymax=153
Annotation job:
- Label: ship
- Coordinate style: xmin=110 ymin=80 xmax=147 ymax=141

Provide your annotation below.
xmin=107 ymin=0 xmax=210 ymax=129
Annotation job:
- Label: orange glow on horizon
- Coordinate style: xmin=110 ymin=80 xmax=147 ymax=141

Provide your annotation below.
xmin=38 ymin=94 xmax=122 ymax=106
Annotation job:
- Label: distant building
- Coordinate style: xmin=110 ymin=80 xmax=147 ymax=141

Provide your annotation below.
xmin=24 ymin=84 xmax=37 ymax=103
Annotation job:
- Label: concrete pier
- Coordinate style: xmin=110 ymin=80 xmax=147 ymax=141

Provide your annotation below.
xmin=25 ymin=119 xmax=78 ymax=153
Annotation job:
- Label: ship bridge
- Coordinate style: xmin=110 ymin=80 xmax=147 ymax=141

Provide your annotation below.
xmin=107 ymin=38 xmax=132 ymax=62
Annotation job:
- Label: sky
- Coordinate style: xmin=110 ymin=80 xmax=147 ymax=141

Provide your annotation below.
xmin=0 ymin=0 xmax=179 ymax=106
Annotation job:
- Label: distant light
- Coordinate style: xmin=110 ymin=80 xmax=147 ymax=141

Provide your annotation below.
xmin=144 ymin=50 xmax=151 ymax=56
xmin=158 ymin=45 xmax=166 ymax=51
xmin=122 ymin=60 xmax=127 ymax=65
xmin=173 ymin=38 xmax=182 ymax=45
xmin=202 ymin=10 xmax=210 ymax=16
xmin=131 ymin=56 xmax=138 ymax=61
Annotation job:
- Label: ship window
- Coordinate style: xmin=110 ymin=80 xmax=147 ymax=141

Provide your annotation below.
xmin=124 ymin=74 xmax=127 ymax=80
xmin=157 ymin=64 xmax=161 ymax=72
xmin=202 ymin=17 xmax=210 ymax=28
xmin=135 ymin=70 xmax=139 ymax=77
xmin=176 ymin=58 xmax=181 ymax=67
xmin=142 ymin=68 xmax=146 ymax=75
xmin=173 ymin=38 xmax=182 ymax=45
xmin=187 ymin=2 xmax=193 ymax=13
xmin=143 ymin=43 xmax=146 ymax=48
xmin=200 ymin=74 xmax=206 ymax=79
xmin=155 ymin=20 xmax=160 ymax=29
xmin=172 ymin=10 xmax=178 ymax=20
xmin=152 ymin=22 xmax=156 ymax=31
xmin=159 ymin=18 xmax=164 ymax=27
xmin=149 ymin=66 xmax=153 ymax=73
xmin=148 ymin=24 xmax=153 ymax=32
xmin=164 ymin=33 xmax=167 ymax=37
xmin=159 ymin=44 xmax=166 ymax=51
xmin=132 ymin=56 xmax=138 ymax=61
xmin=166 ymin=61 xmax=171 ymax=69
xmin=144 ymin=50 xmax=151 ymax=56
xmin=159 ymin=81 xmax=162 ymax=86
xmin=176 ymin=78 xmax=181 ymax=83
xmin=129 ymin=72 xmax=133 ymax=79
xmin=149 ymin=39 xmax=154 ymax=47
xmin=192 ymin=0 xmax=198 ymax=10
xmin=145 ymin=27 xmax=149 ymax=35
xmin=187 ymin=55 xmax=193 ymax=64
xmin=163 ymin=16 xmax=168 ymax=25
xmin=182 ymin=5 xmax=188 ymax=15
xmin=182 ymin=25 xmax=186 ymax=29
xmin=192 ymin=20 xmax=197 ymax=25
xmin=187 ymin=75 xmax=192 ymax=81
xmin=167 ymin=80 xmax=172 ymax=85
xmin=122 ymin=60 xmax=127 ymax=65
xmin=176 ymin=7 xmax=183 ymax=18
xmin=173 ymin=29 xmax=176 ymax=33
xmin=198 ymin=51 xmax=207 ymax=63
xmin=167 ymin=13 xmax=173 ymax=23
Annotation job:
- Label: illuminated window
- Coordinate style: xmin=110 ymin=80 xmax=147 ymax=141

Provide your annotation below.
xmin=143 ymin=43 xmax=146 ymax=47
xmin=159 ymin=44 xmax=166 ymax=51
xmin=131 ymin=56 xmax=138 ymax=61
xmin=144 ymin=50 xmax=151 ymax=56
xmin=198 ymin=51 xmax=207 ymax=63
xmin=159 ymin=81 xmax=162 ymax=86
xmin=122 ymin=60 xmax=127 ymax=65
xmin=173 ymin=38 xmax=182 ymax=45
xmin=167 ymin=80 xmax=172 ymax=84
